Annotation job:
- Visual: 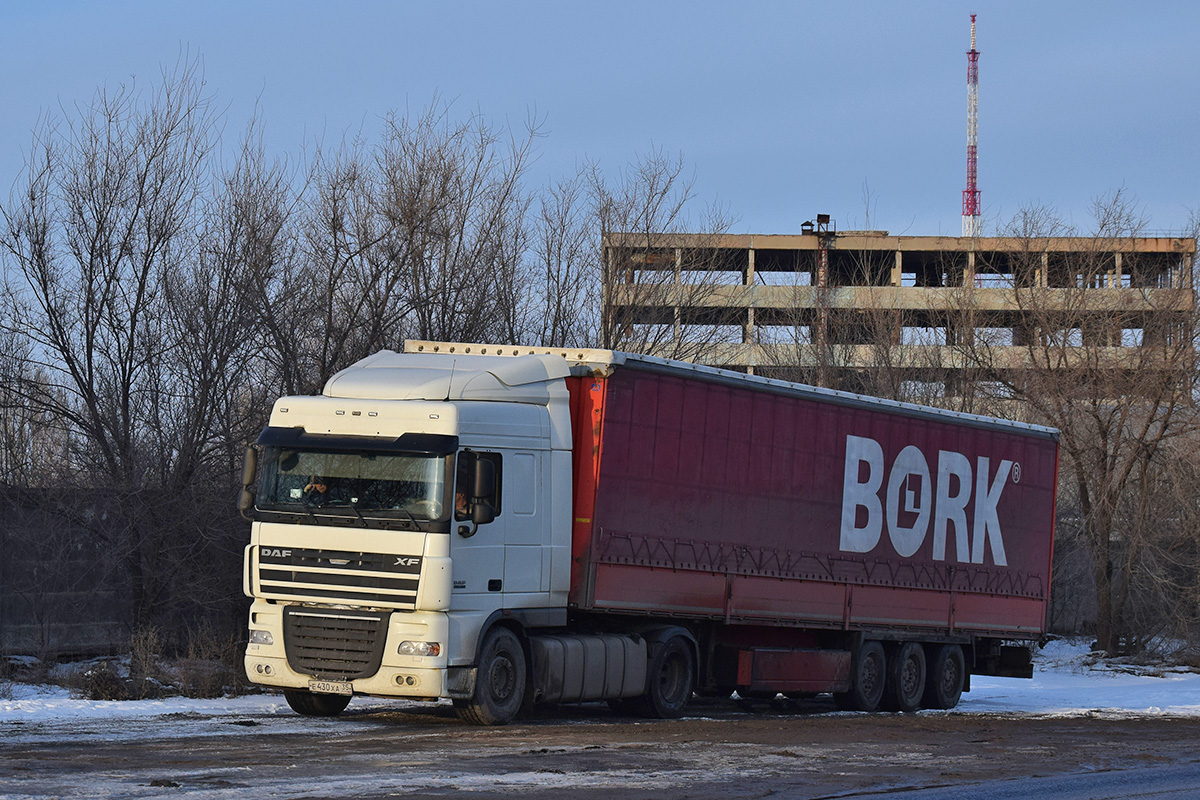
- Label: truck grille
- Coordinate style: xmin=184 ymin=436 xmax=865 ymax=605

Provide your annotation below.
xmin=256 ymin=546 xmax=421 ymax=609
xmin=282 ymin=607 xmax=389 ymax=679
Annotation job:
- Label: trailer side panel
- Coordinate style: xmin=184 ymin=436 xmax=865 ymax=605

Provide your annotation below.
xmin=571 ymin=367 xmax=1056 ymax=639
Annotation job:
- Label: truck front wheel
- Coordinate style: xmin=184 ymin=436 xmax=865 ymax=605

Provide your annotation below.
xmin=834 ymin=640 xmax=886 ymax=712
xmin=283 ymin=689 xmax=351 ymax=717
xmin=922 ymin=644 xmax=965 ymax=709
xmin=455 ymin=627 xmax=526 ymax=726
xmin=634 ymin=636 xmax=694 ymax=719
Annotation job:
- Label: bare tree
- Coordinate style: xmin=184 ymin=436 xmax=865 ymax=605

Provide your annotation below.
xmin=379 ymin=103 xmax=537 ymax=347
xmin=0 ymin=59 xmax=264 ymax=633
xmin=954 ymin=192 xmax=1200 ymax=653
xmin=524 ymin=172 xmax=596 ymax=347
xmin=594 ymin=149 xmax=736 ymax=362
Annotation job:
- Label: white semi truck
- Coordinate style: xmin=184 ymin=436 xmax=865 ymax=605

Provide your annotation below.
xmin=240 ymin=342 xmax=1058 ymax=724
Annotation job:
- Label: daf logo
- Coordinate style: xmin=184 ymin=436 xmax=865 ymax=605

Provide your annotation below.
xmin=394 ymin=557 xmax=420 ymax=567
xmin=261 ymin=548 xmax=292 ymax=559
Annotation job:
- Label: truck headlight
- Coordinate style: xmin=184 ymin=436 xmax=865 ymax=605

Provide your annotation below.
xmin=248 ymin=629 xmax=274 ymax=646
xmin=398 ymin=641 xmax=441 ymax=657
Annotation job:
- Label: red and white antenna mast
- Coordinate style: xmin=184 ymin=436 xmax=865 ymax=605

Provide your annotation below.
xmin=962 ymin=14 xmax=981 ymax=237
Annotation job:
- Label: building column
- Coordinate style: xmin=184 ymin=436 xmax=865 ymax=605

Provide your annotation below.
xmin=744 ymin=248 xmax=756 ymax=347
xmin=892 ymin=250 xmax=902 ymax=286
xmin=673 ymin=247 xmax=681 ymax=342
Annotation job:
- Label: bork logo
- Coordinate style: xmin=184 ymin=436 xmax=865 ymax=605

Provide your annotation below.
xmin=839 ymin=434 xmax=1013 ymax=566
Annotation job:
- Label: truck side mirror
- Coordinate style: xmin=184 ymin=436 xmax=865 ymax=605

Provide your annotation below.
xmin=237 ymin=446 xmax=258 ymax=520
xmin=471 ymin=501 xmax=496 ymax=526
xmin=473 ymin=457 xmax=495 ymax=498
xmin=471 ymin=458 xmax=496 ymax=525
xmin=457 ymin=454 xmax=497 ymax=536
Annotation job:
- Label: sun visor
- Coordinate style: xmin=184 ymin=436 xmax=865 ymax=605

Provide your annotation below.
xmin=257 ymin=427 xmax=458 ymax=455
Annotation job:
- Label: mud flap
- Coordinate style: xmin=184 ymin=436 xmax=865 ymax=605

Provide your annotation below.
xmin=447 ymin=666 xmax=477 ymax=699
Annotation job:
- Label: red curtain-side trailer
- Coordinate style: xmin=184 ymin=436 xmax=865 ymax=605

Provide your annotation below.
xmin=565 ymin=359 xmax=1058 ymax=704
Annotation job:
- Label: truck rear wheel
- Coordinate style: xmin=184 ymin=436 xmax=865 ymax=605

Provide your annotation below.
xmin=922 ymin=644 xmax=965 ymax=709
xmin=456 ymin=626 xmax=526 ymax=726
xmin=881 ymin=641 xmax=926 ymax=712
xmin=283 ymin=689 xmax=351 ymax=717
xmin=633 ymin=636 xmax=694 ymax=719
xmin=834 ymin=640 xmax=885 ymax=712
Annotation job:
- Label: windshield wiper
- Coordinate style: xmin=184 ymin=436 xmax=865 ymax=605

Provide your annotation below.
xmin=396 ymin=505 xmax=421 ymax=531
xmin=299 ymin=500 xmax=322 ymax=525
xmin=347 ymin=500 xmax=369 ymax=528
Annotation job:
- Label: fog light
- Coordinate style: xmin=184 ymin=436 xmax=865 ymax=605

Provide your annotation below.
xmin=248 ymin=629 xmax=274 ymax=645
xmin=398 ymin=641 xmax=441 ymax=657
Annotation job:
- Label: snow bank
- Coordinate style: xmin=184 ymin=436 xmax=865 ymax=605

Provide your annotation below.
xmin=2 ymin=640 xmax=1198 ymax=725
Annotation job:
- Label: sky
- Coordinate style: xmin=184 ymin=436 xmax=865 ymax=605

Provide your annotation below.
xmin=1 ymin=1 xmax=1197 ymax=238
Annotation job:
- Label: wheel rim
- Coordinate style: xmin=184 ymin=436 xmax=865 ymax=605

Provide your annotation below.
xmin=940 ymin=653 xmax=961 ymax=698
xmin=862 ymin=652 xmax=883 ymax=697
xmin=659 ymin=651 xmax=688 ymax=705
xmin=488 ymin=652 xmax=517 ymax=701
xmin=901 ymin=654 xmax=921 ymax=699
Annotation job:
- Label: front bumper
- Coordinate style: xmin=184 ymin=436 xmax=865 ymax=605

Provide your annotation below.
xmin=244 ymin=600 xmax=450 ymax=699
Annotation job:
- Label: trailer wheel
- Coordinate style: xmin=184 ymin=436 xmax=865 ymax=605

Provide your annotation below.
xmin=283 ymin=689 xmax=351 ymax=717
xmin=922 ymin=644 xmax=965 ymax=710
xmin=834 ymin=640 xmax=886 ymax=712
xmin=881 ymin=641 xmax=926 ymax=712
xmin=634 ymin=636 xmax=694 ymax=719
xmin=456 ymin=627 xmax=526 ymax=725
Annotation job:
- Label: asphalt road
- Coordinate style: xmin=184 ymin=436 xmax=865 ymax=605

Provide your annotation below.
xmin=4 ymin=696 xmax=1200 ymax=799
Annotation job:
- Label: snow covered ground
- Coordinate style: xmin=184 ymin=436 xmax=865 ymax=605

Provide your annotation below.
xmin=2 ymin=640 xmax=1198 ymax=730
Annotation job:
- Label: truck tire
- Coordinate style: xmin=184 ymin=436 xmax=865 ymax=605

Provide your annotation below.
xmin=633 ymin=636 xmax=694 ymax=719
xmin=834 ymin=640 xmax=886 ymax=712
xmin=456 ymin=626 xmax=526 ymax=726
xmin=283 ymin=689 xmax=351 ymax=717
xmin=922 ymin=644 xmax=965 ymax=710
xmin=881 ymin=641 xmax=926 ymax=712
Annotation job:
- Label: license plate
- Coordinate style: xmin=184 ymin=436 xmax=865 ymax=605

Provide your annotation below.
xmin=309 ymin=680 xmax=353 ymax=695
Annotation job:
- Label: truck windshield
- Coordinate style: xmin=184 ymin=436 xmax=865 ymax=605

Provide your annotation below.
xmin=257 ymin=447 xmax=449 ymax=520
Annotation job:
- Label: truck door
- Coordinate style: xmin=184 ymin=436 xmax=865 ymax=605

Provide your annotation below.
xmin=449 ymin=450 xmax=505 ymax=610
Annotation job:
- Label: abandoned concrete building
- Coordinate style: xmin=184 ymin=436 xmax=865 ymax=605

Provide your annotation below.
xmin=602 ymin=226 xmax=1198 ymax=398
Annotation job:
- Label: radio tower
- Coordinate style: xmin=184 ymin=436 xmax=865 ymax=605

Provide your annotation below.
xmin=962 ymin=14 xmax=981 ymax=237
